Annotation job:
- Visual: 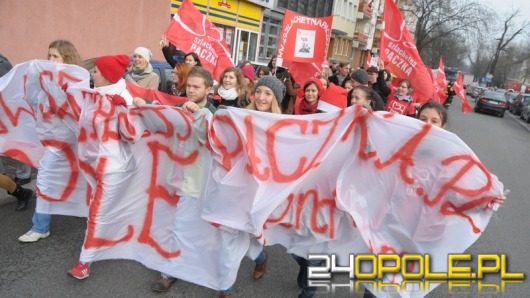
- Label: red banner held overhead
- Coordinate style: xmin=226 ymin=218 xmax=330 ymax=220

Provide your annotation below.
xmin=165 ymin=0 xmax=234 ymax=80
xmin=277 ymin=10 xmax=333 ymax=64
xmin=276 ymin=10 xmax=333 ymax=85
xmin=380 ymin=0 xmax=434 ymax=103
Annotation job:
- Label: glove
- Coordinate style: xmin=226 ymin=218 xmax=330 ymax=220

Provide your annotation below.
xmin=111 ymin=94 xmax=127 ymax=107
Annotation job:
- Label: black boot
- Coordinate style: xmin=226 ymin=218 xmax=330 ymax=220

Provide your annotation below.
xmin=8 ymin=185 xmax=33 ymax=211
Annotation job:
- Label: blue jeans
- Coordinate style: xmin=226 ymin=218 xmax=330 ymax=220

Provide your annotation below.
xmin=31 ymin=212 xmax=51 ymax=233
xmin=221 ymin=250 xmax=267 ymax=293
xmin=16 ymin=162 xmax=31 ymax=179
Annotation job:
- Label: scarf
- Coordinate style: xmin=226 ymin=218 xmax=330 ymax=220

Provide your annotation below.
xmin=337 ymin=74 xmax=347 ymax=86
xmin=217 ymin=86 xmax=238 ymax=100
xmin=96 ymin=79 xmax=133 ymax=105
xmin=128 ymin=63 xmax=154 ymax=82
xmin=299 ymin=98 xmax=319 ymax=115
xmin=394 ymin=93 xmax=412 ymax=102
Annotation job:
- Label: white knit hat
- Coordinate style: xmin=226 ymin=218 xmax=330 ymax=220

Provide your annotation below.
xmin=133 ymin=47 xmax=152 ymax=63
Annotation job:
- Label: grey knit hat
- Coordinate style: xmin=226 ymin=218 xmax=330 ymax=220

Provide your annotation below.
xmin=254 ymin=76 xmax=286 ymax=103
xmin=350 ymin=69 xmax=368 ymax=85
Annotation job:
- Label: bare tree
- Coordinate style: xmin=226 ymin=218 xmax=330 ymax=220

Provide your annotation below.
xmin=488 ymin=11 xmax=526 ymax=77
xmin=467 ymin=31 xmax=495 ymax=82
xmin=399 ymin=0 xmax=492 ymax=64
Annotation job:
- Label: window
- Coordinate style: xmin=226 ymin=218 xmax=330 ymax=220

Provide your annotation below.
xmin=259 ymin=16 xmax=283 ymax=62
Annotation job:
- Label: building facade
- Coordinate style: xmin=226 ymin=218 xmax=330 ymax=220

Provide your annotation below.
xmin=258 ymin=0 xmax=334 ymax=65
xmin=328 ymin=0 xmax=382 ymax=68
xmin=171 ymin=0 xmax=269 ymax=66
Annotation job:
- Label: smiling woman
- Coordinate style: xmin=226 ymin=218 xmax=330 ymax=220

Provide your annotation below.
xmin=125 ymin=46 xmax=160 ymax=90
xmin=247 ymin=76 xmax=285 ymax=114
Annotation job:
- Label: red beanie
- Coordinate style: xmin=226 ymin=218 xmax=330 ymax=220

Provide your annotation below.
xmin=241 ymin=65 xmax=255 ymax=81
xmin=317 ymin=83 xmax=347 ymax=112
xmin=95 ymin=55 xmax=130 ymax=84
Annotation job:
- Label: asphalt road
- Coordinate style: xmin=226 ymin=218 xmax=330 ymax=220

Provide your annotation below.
xmin=0 ymin=97 xmax=528 ymax=298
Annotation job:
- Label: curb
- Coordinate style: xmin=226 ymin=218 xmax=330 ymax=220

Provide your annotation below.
xmin=506 ymin=110 xmax=530 ymax=132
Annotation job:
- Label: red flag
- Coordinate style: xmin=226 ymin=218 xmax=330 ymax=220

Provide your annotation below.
xmin=366 ymin=51 xmax=372 ymax=69
xmin=276 ymin=10 xmax=332 ymax=84
xmin=126 ymin=82 xmax=187 ymax=106
xmin=434 ymin=57 xmax=448 ymax=103
xmin=380 ymin=0 xmax=434 ymax=103
xmin=277 ymin=10 xmax=333 ymax=64
xmin=288 ymin=62 xmax=322 ymax=89
xmin=452 ymin=72 xmax=473 ymax=113
xmin=165 ymin=0 xmax=233 ymax=80
xmin=426 ymin=66 xmax=439 ymax=102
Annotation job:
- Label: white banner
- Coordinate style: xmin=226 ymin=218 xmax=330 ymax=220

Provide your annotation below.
xmin=0 ymin=61 xmax=504 ymax=296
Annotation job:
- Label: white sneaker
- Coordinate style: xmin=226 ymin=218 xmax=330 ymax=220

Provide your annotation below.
xmin=18 ymin=230 xmax=50 ymax=243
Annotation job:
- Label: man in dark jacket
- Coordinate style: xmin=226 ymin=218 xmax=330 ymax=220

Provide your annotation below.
xmin=328 ymin=61 xmax=351 ymax=88
xmin=366 ymin=66 xmax=391 ymax=105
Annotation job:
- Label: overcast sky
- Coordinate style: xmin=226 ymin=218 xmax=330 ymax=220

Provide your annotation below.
xmin=484 ymin=0 xmax=530 ymax=20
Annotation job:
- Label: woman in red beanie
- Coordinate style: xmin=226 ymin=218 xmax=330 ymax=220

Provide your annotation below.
xmin=240 ymin=64 xmax=256 ymax=103
xmin=92 ymin=55 xmax=134 ymax=104
xmin=294 ymin=77 xmax=324 ymax=115
xmin=66 ymin=54 xmax=134 ymax=280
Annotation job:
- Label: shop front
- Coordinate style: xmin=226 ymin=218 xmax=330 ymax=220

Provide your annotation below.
xmin=171 ymin=0 xmax=263 ymax=65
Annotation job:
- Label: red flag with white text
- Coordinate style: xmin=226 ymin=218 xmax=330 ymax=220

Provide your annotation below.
xmin=165 ymin=0 xmax=233 ymax=80
xmin=276 ymin=10 xmax=333 ymax=84
xmin=277 ymin=10 xmax=333 ymax=64
xmin=453 ymin=72 xmax=473 ymax=112
xmin=380 ymin=0 xmax=434 ymax=103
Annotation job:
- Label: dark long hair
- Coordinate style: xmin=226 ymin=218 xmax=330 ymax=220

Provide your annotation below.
xmin=417 ymin=101 xmax=448 ymax=126
xmin=185 ymin=52 xmax=202 ymax=67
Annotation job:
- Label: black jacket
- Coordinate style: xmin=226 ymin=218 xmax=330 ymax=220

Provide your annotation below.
xmin=369 ymin=70 xmax=391 ymax=105
xmin=161 ymin=46 xmax=186 ymax=68
xmin=328 ymin=74 xmax=351 ymax=88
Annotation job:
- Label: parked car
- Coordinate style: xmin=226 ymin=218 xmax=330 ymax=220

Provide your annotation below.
xmin=505 ymin=92 xmax=520 ymax=111
xmin=83 ymin=57 xmax=173 ymax=94
xmin=466 ymin=84 xmax=477 ymax=96
xmin=521 ymin=105 xmax=530 ymax=123
xmin=509 ymin=94 xmax=530 ymax=115
xmin=474 ymin=91 xmax=507 ymax=117
xmin=472 ymin=86 xmax=486 ymax=99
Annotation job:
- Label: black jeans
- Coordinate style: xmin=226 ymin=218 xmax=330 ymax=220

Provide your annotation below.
xmin=292 ymin=254 xmax=322 ymax=298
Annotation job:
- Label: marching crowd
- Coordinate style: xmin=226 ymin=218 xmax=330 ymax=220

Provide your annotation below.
xmin=0 ymin=39 xmax=507 ymax=298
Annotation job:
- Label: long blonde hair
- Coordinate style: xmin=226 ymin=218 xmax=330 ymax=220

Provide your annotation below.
xmin=246 ymin=97 xmax=282 ymax=114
